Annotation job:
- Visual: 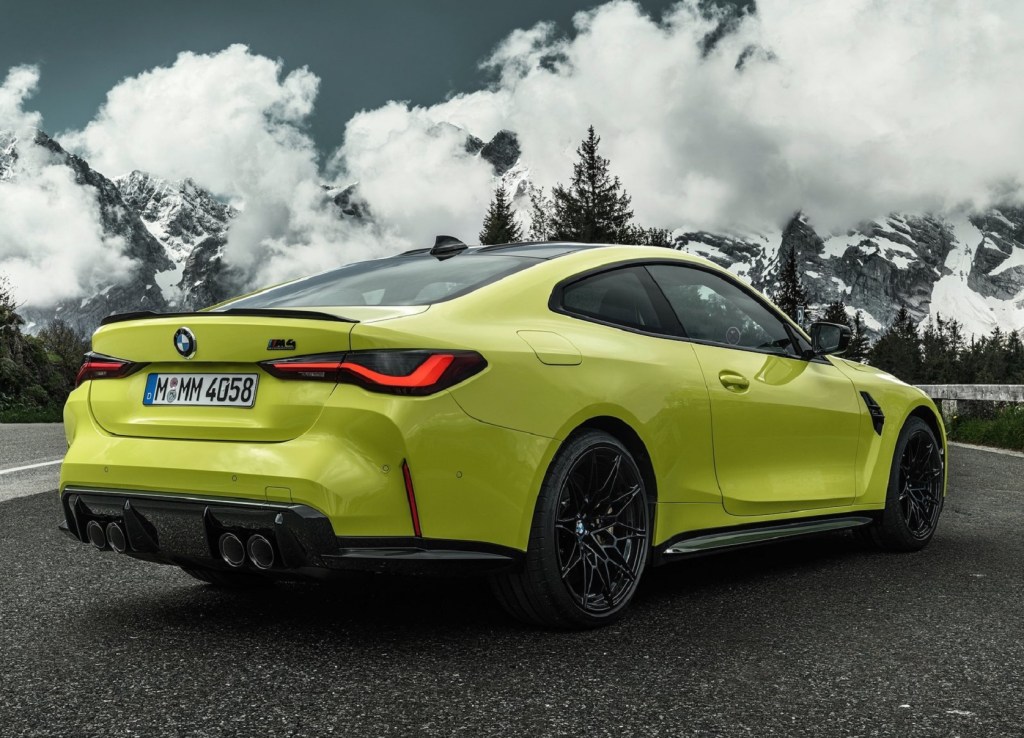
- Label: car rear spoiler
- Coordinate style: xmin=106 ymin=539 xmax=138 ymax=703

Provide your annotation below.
xmin=99 ymin=308 xmax=358 ymax=326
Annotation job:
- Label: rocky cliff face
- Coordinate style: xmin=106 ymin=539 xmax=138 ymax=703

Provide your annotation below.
xmin=11 ymin=133 xmax=173 ymax=334
xmin=3 ymin=127 xmax=1022 ymax=340
xmin=675 ymin=209 xmax=1024 ymax=337
xmin=113 ymin=170 xmax=236 ymax=309
xmin=0 ymin=133 xmax=16 ymax=182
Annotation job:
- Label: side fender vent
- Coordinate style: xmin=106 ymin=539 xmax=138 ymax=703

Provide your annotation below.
xmin=861 ymin=392 xmax=885 ymax=435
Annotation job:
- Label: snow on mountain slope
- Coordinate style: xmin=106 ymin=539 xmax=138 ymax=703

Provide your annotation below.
xmin=675 ymin=210 xmax=1024 ymax=338
xmin=1 ymin=131 xmax=172 ymax=334
xmin=114 ymin=170 xmax=235 ymax=306
xmin=3 ymin=126 xmax=1023 ymax=339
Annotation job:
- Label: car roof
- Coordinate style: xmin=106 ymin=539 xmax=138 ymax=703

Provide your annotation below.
xmin=398 ymin=241 xmax=603 ymax=260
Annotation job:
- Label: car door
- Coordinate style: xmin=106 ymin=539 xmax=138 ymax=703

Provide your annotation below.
xmin=646 ymin=263 xmax=862 ymax=516
xmin=552 ymin=265 xmax=721 ymax=507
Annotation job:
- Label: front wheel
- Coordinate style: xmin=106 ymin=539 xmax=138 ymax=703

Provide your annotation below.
xmin=491 ymin=430 xmax=651 ymax=629
xmin=860 ymin=416 xmax=945 ymax=552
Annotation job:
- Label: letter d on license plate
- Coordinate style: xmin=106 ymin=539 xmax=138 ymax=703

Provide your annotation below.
xmin=143 ymin=373 xmax=258 ymax=407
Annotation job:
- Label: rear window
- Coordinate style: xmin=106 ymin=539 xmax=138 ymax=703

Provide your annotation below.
xmin=218 ymin=254 xmax=534 ymax=309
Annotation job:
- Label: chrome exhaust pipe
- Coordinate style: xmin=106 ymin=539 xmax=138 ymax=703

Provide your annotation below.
xmin=86 ymin=520 xmax=107 ymax=550
xmin=218 ymin=533 xmax=246 ymax=568
xmin=106 ymin=522 xmax=128 ymax=554
xmin=246 ymin=534 xmax=275 ymax=570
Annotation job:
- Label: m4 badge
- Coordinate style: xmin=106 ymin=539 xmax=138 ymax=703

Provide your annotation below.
xmin=267 ymin=339 xmax=297 ymax=351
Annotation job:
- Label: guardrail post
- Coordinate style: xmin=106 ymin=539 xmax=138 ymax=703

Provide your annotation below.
xmin=939 ymin=399 xmax=957 ymax=425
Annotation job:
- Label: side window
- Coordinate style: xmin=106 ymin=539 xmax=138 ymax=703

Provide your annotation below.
xmin=647 ymin=264 xmax=795 ymax=354
xmin=561 ymin=267 xmax=667 ymax=333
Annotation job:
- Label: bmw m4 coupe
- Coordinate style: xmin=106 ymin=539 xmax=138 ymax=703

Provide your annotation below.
xmin=60 ymin=238 xmax=947 ymax=628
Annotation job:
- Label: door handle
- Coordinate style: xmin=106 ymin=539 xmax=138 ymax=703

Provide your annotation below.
xmin=718 ymin=370 xmax=750 ymax=392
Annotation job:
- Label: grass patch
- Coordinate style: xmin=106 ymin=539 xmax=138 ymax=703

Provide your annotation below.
xmin=949 ymin=404 xmax=1024 ymax=452
xmin=0 ymin=405 xmax=63 ymax=423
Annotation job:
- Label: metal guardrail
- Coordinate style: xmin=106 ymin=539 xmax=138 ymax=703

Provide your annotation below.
xmin=916 ymin=384 xmax=1024 ymax=421
xmin=917 ymin=385 xmax=1024 ymax=402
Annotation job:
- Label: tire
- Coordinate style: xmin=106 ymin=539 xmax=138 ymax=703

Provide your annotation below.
xmin=491 ymin=430 xmax=651 ymax=629
xmin=859 ymin=416 xmax=945 ymax=552
xmin=179 ymin=566 xmax=275 ymax=589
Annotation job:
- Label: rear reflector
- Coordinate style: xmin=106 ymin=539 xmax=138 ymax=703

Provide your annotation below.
xmin=402 ymin=460 xmax=422 ymax=537
xmin=75 ymin=353 xmax=143 ymax=388
xmin=260 ymin=350 xmax=486 ymax=396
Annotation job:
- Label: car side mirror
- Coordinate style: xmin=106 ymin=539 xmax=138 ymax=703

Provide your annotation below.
xmin=809 ymin=321 xmax=852 ymax=356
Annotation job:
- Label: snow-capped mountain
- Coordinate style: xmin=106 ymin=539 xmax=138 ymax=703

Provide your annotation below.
xmin=2 ymin=126 xmax=1023 ymax=339
xmin=114 ymin=170 xmax=236 ymax=306
xmin=675 ymin=209 xmax=1024 ymax=338
xmin=0 ymin=132 xmax=16 ymax=182
xmin=4 ymin=132 xmax=172 ymax=334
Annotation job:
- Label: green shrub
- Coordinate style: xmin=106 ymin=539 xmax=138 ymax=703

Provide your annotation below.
xmin=0 ymin=404 xmax=63 ymax=423
xmin=949 ymin=405 xmax=1024 ymax=451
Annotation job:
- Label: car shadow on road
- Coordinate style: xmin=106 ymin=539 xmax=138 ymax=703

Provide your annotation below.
xmin=72 ymin=531 xmax=874 ymax=645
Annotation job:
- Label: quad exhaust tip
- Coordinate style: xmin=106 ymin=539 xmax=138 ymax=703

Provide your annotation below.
xmin=86 ymin=520 xmax=107 ymax=550
xmin=218 ymin=533 xmax=246 ymax=568
xmin=105 ymin=522 xmax=128 ymax=554
xmin=247 ymin=534 xmax=275 ymax=570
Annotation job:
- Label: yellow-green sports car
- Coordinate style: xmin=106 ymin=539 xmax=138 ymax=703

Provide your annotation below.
xmin=60 ymin=238 xmax=946 ymax=628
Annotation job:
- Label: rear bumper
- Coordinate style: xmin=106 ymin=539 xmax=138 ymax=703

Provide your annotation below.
xmin=61 ymin=487 xmax=522 ymax=576
xmin=62 ymin=384 xmax=556 ymax=550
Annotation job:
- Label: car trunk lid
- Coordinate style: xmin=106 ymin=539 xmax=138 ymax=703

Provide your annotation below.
xmin=88 ymin=311 xmax=356 ymax=442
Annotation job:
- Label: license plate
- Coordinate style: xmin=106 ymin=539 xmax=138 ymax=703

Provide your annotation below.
xmin=143 ymin=373 xmax=259 ymax=407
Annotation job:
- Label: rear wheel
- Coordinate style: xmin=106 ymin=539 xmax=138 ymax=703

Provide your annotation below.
xmin=492 ymin=430 xmax=651 ymax=629
xmin=860 ymin=416 xmax=944 ymax=552
xmin=180 ymin=566 xmax=275 ymax=589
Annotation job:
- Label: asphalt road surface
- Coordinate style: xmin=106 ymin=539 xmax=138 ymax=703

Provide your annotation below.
xmin=1 ymin=425 xmax=1022 ymax=737
xmin=0 ymin=423 xmax=65 ymax=503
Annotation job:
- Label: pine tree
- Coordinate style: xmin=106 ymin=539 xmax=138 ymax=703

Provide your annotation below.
xmin=478 ymin=184 xmax=522 ymax=245
xmin=622 ymin=225 xmax=673 ymax=247
xmin=976 ymin=326 xmax=1009 ymax=382
xmin=0 ymin=276 xmax=70 ymax=416
xmin=820 ymin=299 xmax=850 ymax=326
xmin=1006 ymin=331 xmax=1024 ymax=383
xmin=921 ymin=315 xmax=965 ymax=383
xmin=549 ymin=126 xmax=634 ymax=243
xmin=527 ymin=185 xmax=553 ymax=241
xmin=0 ymin=275 xmax=24 ymax=332
xmin=869 ymin=307 xmax=923 ymax=383
xmin=772 ymin=247 xmax=810 ymax=324
xmin=846 ymin=311 xmax=870 ymax=362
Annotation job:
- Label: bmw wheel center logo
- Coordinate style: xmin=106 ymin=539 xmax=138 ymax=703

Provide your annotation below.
xmin=173 ymin=327 xmax=197 ymax=359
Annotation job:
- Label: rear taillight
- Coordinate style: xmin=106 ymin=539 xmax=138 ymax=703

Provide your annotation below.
xmin=259 ymin=350 xmax=486 ymax=396
xmin=74 ymin=353 xmax=142 ymax=388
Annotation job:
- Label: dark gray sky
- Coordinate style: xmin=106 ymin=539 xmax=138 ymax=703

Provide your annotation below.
xmin=0 ymin=0 xmax=681 ymax=154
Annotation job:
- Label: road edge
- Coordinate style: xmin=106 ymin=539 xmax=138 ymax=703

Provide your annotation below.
xmin=950 ymin=441 xmax=1024 ymax=459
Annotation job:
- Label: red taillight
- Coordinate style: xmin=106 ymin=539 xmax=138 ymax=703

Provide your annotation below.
xmin=259 ymin=350 xmax=486 ymax=395
xmin=74 ymin=353 xmax=141 ymax=388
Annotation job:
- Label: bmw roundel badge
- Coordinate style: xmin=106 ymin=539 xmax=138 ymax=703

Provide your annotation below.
xmin=173 ymin=327 xmax=197 ymax=359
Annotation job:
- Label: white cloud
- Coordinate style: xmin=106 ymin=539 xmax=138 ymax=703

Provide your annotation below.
xmin=63 ymin=44 xmax=320 ymax=197
xmin=328 ymin=104 xmax=496 ymax=243
xmin=62 ymin=44 xmax=399 ymax=288
xmin=330 ymin=0 xmax=1024 ymax=234
xmin=7 ymin=0 xmax=1024 ymax=310
xmin=0 ymin=67 xmax=132 ymax=308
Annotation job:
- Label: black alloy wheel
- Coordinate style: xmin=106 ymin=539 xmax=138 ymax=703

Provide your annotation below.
xmin=555 ymin=444 xmax=648 ymax=614
xmin=859 ymin=416 xmax=945 ymax=552
xmin=897 ymin=428 xmax=944 ymax=540
xmin=491 ymin=429 xmax=651 ymax=628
